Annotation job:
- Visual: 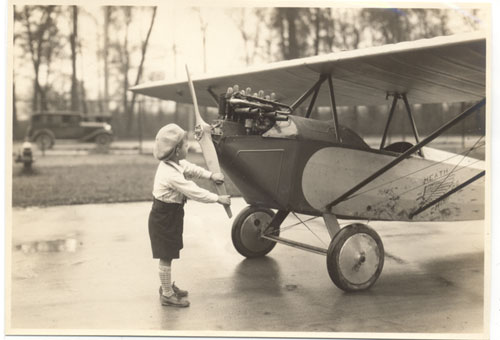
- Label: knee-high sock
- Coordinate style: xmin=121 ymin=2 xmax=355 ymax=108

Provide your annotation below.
xmin=159 ymin=259 xmax=174 ymax=297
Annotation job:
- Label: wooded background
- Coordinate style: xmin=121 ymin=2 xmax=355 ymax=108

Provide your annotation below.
xmin=12 ymin=6 xmax=486 ymax=140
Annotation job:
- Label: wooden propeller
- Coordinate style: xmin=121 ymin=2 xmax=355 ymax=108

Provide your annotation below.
xmin=185 ymin=65 xmax=232 ymax=218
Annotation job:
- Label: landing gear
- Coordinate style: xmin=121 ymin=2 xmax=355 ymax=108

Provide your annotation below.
xmin=231 ymin=207 xmax=384 ymax=291
xmin=231 ymin=206 xmax=279 ymax=258
xmin=326 ymin=223 xmax=384 ymax=292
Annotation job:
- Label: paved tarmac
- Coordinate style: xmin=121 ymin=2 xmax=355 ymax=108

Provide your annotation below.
xmin=7 ymin=198 xmax=486 ymax=337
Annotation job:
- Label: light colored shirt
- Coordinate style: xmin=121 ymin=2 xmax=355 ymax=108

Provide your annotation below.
xmin=152 ymin=159 xmax=219 ymax=204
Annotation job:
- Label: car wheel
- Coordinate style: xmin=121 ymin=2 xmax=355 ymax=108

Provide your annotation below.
xmin=35 ymin=133 xmax=54 ymax=150
xmin=95 ymin=134 xmax=112 ymax=146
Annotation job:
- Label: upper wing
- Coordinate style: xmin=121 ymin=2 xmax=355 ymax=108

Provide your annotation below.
xmin=130 ymin=31 xmax=486 ymax=107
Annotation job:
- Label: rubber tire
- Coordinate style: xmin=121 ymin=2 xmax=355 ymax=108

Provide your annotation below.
xmin=35 ymin=133 xmax=54 ymax=150
xmin=327 ymin=223 xmax=384 ymax=292
xmin=95 ymin=133 xmax=112 ymax=146
xmin=231 ymin=206 xmax=279 ymax=258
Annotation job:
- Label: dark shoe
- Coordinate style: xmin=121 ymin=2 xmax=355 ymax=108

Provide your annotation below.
xmin=160 ymin=293 xmax=190 ymax=307
xmin=172 ymin=282 xmax=189 ymax=297
xmin=159 ymin=283 xmax=189 ymax=298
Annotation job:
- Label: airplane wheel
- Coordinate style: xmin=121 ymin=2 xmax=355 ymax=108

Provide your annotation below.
xmin=326 ymin=223 xmax=384 ymax=292
xmin=231 ymin=206 xmax=279 ymax=258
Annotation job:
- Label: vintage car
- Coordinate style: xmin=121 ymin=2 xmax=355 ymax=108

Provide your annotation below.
xmin=26 ymin=112 xmax=113 ymax=149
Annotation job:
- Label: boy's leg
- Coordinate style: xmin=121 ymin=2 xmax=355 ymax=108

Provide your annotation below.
xmin=159 ymin=258 xmax=174 ymax=297
xmin=159 ymin=260 xmax=189 ymax=297
xmin=159 ymin=258 xmax=189 ymax=307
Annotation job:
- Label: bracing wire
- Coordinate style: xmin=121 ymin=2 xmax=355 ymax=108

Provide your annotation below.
xmin=292 ymin=212 xmax=328 ymax=247
xmin=272 ymin=216 xmax=319 ymax=234
xmin=417 ymin=136 xmax=484 ymax=209
xmin=346 ymin=138 xmax=485 ymax=201
xmin=341 ymin=136 xmax=485 ymax=217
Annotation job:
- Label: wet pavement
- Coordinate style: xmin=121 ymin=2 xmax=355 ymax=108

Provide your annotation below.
xmin=7 ymin=198 xmax=486 ymax=337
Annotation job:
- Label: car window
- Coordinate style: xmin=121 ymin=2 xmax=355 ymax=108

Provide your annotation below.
xmin=48 ymin=115 xmax=62 ymax=124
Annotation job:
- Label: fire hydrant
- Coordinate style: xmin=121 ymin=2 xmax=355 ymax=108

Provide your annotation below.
xmin=15 ymin=141 xmax=34 ymax=170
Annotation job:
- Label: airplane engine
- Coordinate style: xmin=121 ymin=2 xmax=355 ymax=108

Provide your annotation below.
xmin=217 ymin=87 xmax=290 ymax=135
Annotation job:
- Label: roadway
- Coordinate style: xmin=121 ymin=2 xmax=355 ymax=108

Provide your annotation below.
xmin=7 ymin=198 xmax=487 ymax=338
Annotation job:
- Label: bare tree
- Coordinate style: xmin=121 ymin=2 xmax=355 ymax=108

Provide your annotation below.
xmin=412 ymin=9 xmax=450 ymax=38
xmin=13 ymin=6 xmax=23 ymax=134
xmin=121 ymin=7 xmax=132 ymax=132
xmin=127 ymin=7 xmax=157 ymax=133
xmin=103 ymin=6 xmax=112 ymax=113
xmin=232 ymin=8 xmax=262 ymax=66
xmin=193 ymin=8 xmax=208 ymax=72
xmin=461 ymin=8 xmax=480 ymax=30
xmin=312 ymin=8 xmax=322 ymax=55
xmin=267 ymin=8 xmax=319 ymax=60
xmin=361 ymin=8 xmax=412 ymax=44
xmin=21 ymin=5 xmax=62 ymax=111
xmin=70 ymin=6 xmax=79 ymax=111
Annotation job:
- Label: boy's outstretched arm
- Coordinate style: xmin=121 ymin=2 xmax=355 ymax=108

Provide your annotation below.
xmin=217 ymin=195 xmax=231 ymax=205
xmin=210 ymin=172 xmax=224 ymax=185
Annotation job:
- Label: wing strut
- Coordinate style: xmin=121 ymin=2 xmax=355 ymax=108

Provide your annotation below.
xmin=402 ymin=94 xmax=422 ymax=150
xmin=380 ymin=93 xmax=423 ymax=156
xmin=290 ymin=75 xmax=326 ymax=112
xmin=287 ymin=74 xmax=341 ymax=142
xmin=379 ymin=95 xmax=399 ymax=149
xmin=305 ymin=82 xmax=322 ymax=118
xmin=325 ymin=98 xmax=486 ymax=212
xmin=327 ymin=75 xmax=341 ymax=142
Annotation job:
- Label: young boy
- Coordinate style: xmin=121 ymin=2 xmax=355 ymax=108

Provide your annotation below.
xmin=149 ymin=124 xmax=230 ymax=307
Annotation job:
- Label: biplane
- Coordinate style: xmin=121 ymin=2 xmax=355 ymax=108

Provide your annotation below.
xmin=131 ymin=31 xmax=486 ymax=292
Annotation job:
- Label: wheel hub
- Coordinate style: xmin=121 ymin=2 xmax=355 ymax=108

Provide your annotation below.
xmin=240 ymin=212 xmax=273 ymax=252
xmin=339 ymin=233 xmax=381 ymax=285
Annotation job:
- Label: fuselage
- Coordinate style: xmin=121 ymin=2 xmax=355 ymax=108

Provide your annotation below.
xmin=215 ymin=115 xmax=484 ymax=221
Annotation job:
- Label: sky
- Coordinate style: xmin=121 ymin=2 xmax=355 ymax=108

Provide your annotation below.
xmin=11 ymin=1 xmax=491 ymax=120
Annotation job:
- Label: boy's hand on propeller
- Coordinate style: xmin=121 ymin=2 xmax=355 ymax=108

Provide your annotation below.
xmin=211 ymin=172 xmax=225 ymax=185
xmin=217 ymin=195 xmax=231 ymax=206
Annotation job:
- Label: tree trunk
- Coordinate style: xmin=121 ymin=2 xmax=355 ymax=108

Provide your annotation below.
xmin=123 ymin=8 xmax=131 ymax=135
xmin=313 ymin=8 xmax=320 ymax=55
xmin=32 ymin=78 xmax=38 ymax=111
xmin=13 ymin=81 xmax=18 ymax=137
xmin=276 ymin=10 xmax=286 ymax=59
xmin=128 ymin=7 xmax=157 ymax=133
xmin=70 ymin=6 xmax=79 ymax=111
xmin=103 ymin=7 xmax=111 ymax=113
xmin=13 ymin=10 xmax=19 ymax=135
xmin=40 ymin=85 xmax=48 ymax=111
xmin=24 ymin=6 xmax=55 ymax=112
xmin=285 ymin=8 xmax=299 ymax=59
xmin=80 ymin=80 xmax=88 ymax=114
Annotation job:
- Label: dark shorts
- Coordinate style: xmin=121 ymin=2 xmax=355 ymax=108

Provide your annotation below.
xmin=148 ymin=199 xmax=185 ymax=259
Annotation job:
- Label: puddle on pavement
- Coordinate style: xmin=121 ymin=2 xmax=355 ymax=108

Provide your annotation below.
xmin=15 ymin=238 xmax=79 ymax=253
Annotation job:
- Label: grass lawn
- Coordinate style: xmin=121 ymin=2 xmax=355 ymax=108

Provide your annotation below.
xmin=10 ymin=135 xmax=484 ymax=208
xmin=11 ymin=152 xmax=241 ymax=207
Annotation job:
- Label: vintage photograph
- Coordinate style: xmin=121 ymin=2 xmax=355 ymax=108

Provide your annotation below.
xmin=5 ymin=0 xmax=491 ymax=338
